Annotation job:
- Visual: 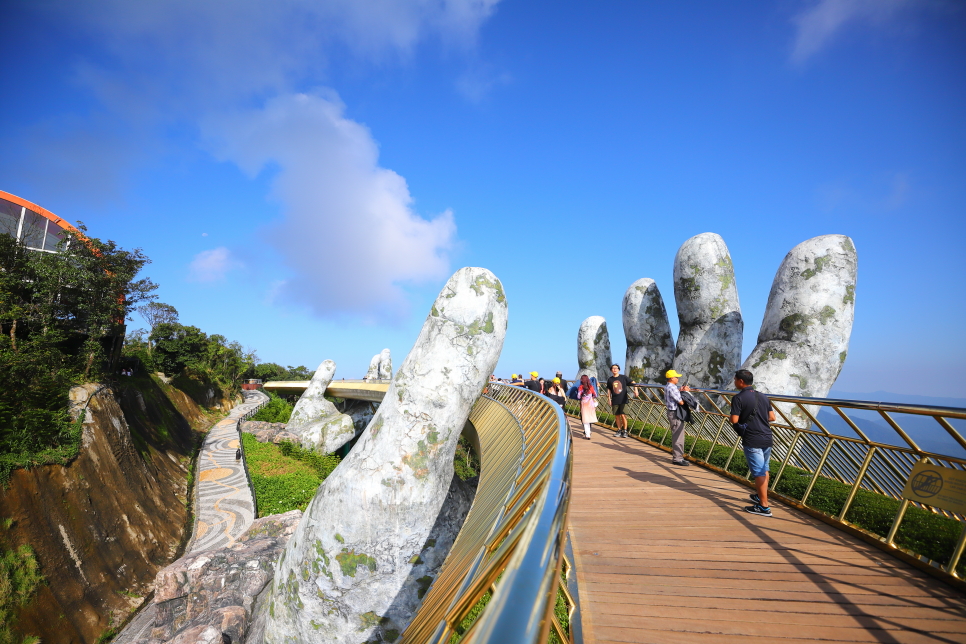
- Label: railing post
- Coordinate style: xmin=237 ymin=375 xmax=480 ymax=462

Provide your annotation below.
xmin=836 ymin=447 xmax=877 ymax=521
xmin=801 ymin=438 xmax=836 ymax=507
xmin=945 ymin=525 xmax=966 ymax=577
xmin=886 ymin=499 xmax=910 ymax=547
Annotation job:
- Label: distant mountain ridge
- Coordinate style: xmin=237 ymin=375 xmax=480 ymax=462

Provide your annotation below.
xmin=828 ymin=390 xmax=966 ymax=410
xmin=813 ymin=390 xmax=966 ymax=458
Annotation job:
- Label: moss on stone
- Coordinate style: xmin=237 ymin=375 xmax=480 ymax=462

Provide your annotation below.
xmin=779 ymin=312 xmax=813 ymax=339
xmin=359 ymin=611 xmax=381 ymax=631
xmin=336 ymin=548 xmax=377 ymax=577
xmin=844 ymin=284 xmax=855 ymax=305
xmin=416 ymin=575 xmax=433 ymax=599
xmin=430 ymin=304 xmax=439 ymax=317
xmin=839 ymin=350 xmax=848 ymax=364
xmin=409 ymin=554 xmax=423 ymax=564
xmin=752 ymin=347 xmax=788 ymax=368
xmin=334 ymin=533 xmax=345 ymax=544
xmin=678 ymin=276 xmax=699 ymax=298
xmin=470 ymin=275 xmax=506 ymax=303
xmin=801 ymin=254 xmax=831 ymax=280
xmin=818 ymin=305 xmax=836 ymax=325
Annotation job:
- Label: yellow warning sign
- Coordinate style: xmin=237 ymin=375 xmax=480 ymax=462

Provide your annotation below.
xmin=902 ymin=462 xmax=966 ymax=515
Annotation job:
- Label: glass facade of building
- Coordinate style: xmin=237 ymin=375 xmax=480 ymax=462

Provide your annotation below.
xmin=0 ymin=192 xmax=73 ymax=252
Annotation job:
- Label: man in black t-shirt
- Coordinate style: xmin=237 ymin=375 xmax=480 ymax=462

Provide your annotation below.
xmin=524 ymin=371 xmax=543 ymax=393
xmin=730 ymin=369 xmax=777 ymax=518
xmin=606 ymin=364 xmax=632 ymax=438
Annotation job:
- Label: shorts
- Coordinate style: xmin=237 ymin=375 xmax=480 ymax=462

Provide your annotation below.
xmin=612 ymin=403 xmax=626 ymax=415
xmin=743 ymin=446 xmax=773 ymax=478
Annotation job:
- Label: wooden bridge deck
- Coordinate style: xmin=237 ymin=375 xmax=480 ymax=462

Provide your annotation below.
xmin=566 ymin=419 xmax=966 ymax=644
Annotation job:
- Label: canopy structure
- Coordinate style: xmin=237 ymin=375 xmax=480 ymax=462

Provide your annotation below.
xmin=0 ymin=189 xmax=77 ymax=252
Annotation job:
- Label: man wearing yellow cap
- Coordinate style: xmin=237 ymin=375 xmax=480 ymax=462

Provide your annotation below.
xmin=665 ymin=369 xmax=692 ymax=466
xmin=524 ymin=371 xmax=542 ymax=393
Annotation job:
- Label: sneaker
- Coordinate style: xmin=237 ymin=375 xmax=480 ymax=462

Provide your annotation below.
xmin=622 ymin=430 xmax=628 ymax=438
xmin=745 ymin=504 xmax=772 ymax=517
xmin=671 ymin=459 xmax=690 ymax=467
xmin=749 ymin=493 xmax=761 ymax=504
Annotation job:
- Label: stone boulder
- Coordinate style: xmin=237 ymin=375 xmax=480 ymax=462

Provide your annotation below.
xmin=672 ymin=233 xmax=743 ymax=389
xmin=742 ymin=235 xmax=858 ymax=426
xmin=260 ymin=267 xmax=508 ymax=644
xmin=139 ymin=511 xmax=301 ymax=644
xmin=286 ymin=360 xmax=355 ymax=454
xmin=622 ymin=278 xmax=675 ymax=385
xmin=577 ymin=316 xmax=612 ymax=383
xmin=240 ymin=421 xmax=300 ymax=445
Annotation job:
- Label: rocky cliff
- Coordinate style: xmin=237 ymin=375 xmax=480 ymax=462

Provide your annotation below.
xmin=0 ymin=372 xmax=229 ymax=644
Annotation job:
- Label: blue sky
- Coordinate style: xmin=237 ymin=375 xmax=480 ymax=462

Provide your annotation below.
xmin=2 ymin=0 xmax=964 ymax=397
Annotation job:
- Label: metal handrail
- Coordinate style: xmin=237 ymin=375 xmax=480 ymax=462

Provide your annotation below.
xmin=402 ymin=382 xmax=574 ymax=643
xmin=572 ymin=383 xmax=966 ymax=585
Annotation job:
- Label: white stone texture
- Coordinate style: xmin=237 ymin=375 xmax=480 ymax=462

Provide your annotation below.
xmin=622 ymin=278 xmax=676 ymax=385
xmin=286 ymin=360 xmax=356 ymax=454
xmin=378 ymin=348 xmax=392 ymax=380
xmin=365 ymin=349 xmax=393 ymax=380
xmin=365 ymin=354 xmax=381 ymax=380
xmin=672 ymin=233 xmax=743 ymax=389
xmin=262 ymin=267 xmax=507 ymax=644
xmin=742 ymin=235 xmax=858 ymax=427
xmin=577 ymin=316 xmax=612 ymax=383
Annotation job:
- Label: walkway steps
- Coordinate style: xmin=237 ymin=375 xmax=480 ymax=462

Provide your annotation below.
xmin=566 ymin=419 xmax=966 ymax=644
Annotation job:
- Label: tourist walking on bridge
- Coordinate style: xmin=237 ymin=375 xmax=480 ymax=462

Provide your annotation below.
xmin=730 ymin=369 xmax=776 ymax=517
xmin=577 ymin=375 xmax=598 ymax=440
xmin=524 ymin=371 xmax=543 ymax=393
xmin=665 ymin=369 xmax=691 ymax=466
xmin=607 ymin=364 xmax=631 ymax=438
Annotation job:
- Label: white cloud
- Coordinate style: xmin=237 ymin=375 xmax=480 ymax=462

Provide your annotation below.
xmin=12 ymin=0 xmax=499 ymax=319
xmin=456 ymin=64 xmax=512 ymax=102
xmin=790 ymin=0 xmax=917 ymax=63
xmin=188 ymin=247 xmax=238 ymax=283
xmin=205 ymin=92 xmax=456 ymax=319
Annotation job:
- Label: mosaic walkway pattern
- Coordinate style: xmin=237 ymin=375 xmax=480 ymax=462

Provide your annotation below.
xmin=115 ymin=389 xmax=268 ymax=643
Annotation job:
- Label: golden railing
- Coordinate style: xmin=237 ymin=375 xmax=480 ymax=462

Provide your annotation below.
xmin=402 ymin=383 xmax=575 ymax=643
xmin=264 ymin=380 xmax=578 ymax=642
xmin=569 ymin=384 xmax=966 ymax=588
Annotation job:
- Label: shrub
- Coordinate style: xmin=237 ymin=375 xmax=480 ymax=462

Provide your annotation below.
xmin=250 ymin=391 xmax=293 ymax=424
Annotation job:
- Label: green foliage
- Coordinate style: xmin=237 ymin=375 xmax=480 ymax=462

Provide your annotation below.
xmin=0 ymin=229 xmax=155 ymax=463
xmin=147 ymin=323 xmax=254 ymax=398
xmin=242 ymin=433 xmax=340 ymax=516
xmin=568 ymin=404 xmax=966 ymax=576
xmin=243 ymin=362 xmax=315 ymax=382
xmin=453 ymin=434 xmax=479 ymax=481
xmin=250 ymin=391 xmax=293 ymax=423
xmin=0 ymin=529 xmax=44 ymax=644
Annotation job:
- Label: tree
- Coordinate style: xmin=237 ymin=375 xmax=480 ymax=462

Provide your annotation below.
xmin=138 ymin=302 xmax=179 ymax=332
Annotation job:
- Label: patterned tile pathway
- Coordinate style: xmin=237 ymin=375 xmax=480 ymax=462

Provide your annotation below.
xmin=567 ymin=418 xmax=966 ymax=644
xmin=115 ymin=389 xmax=268 ymax=642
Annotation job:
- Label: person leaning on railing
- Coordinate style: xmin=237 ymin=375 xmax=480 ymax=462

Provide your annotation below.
xmin=664 ymin=369 xmax=692 ymax=466
xmin=730 ymin=369 xmax=777 ymax=518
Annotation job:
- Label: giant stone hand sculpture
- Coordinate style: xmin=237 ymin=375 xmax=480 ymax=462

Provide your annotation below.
xmin=287 ymin=360 xmax=356 ymax=454
xmin=742 ymin=235 xmax=857 ymax=425
xmin=262 ymin=267 xmax=508 ymax=644
xmin=623 ymin=278 xmax=675 ymax=384
xmin=365 ymin=348 xmax=393 ymax=380
xmin=577 ymin=316 xmax=612 ymax=383
xmin=672 ymin=233 xmax=743 ymax=389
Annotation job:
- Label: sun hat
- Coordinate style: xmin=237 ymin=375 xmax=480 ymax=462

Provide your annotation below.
xmin=666 ymin=369 xmax=683 ymax=378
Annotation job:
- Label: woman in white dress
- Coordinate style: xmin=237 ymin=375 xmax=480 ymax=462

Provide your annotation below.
xmin=577 ymin=374 xmax=598 ymax=439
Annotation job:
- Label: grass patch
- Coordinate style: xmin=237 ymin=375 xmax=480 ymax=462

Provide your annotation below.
xmin=242 ymin=433 xmax=339 ymax=517
xmin=567 ymin=404 xmax=966 ymax=576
